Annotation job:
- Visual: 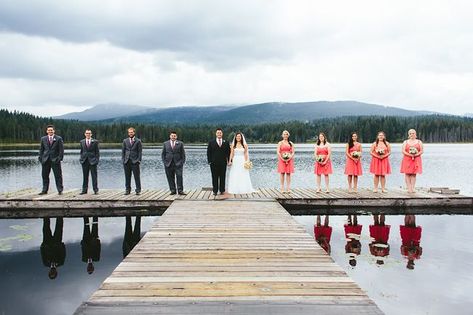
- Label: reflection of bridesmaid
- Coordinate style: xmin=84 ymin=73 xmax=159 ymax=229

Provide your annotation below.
xmin=40 ymin=217 xmax=66 ymax=279
xmin=369 ymin=214 xmax=390 ymax=265
xmin=400 ymin=215 xmax=423 ymax=270
xmin=344 ymin=215 xmax=362 ymax=267
xmin=314 ymin=215 xmax=332 ymax=254
xmin=123 ymin=216 xmax=142 ymax=258
xmin=81 ymin=217 xmax=101 ymax=274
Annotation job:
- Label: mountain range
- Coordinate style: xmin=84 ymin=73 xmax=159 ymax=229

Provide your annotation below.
xmin=56 ymin=101 xmax=439 ymax=124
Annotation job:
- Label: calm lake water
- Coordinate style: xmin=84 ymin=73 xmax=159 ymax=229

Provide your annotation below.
xmin=1 ymin=143 xmax=472 ymax=315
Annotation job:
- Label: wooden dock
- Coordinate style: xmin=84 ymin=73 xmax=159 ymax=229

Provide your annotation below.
xmin=1 ymin=187 xmax=472 ymax=218
xmin=74 ymin=200 xmax=383 ymax=315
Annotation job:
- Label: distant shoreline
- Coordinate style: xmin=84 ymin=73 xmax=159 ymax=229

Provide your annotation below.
xmin=0 ymin=142 xmax=471 ymax=149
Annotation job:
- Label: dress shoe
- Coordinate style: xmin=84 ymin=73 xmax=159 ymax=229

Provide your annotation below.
xmin=79 ymin=191 xmax=87 ymax=195
xmin=124 ymin=191 xmax=131 ymax=195
xmin=170 ymin=191 xmax=177 ymax=195
xmin=94 ymin=191 xmax=99 ymax=195
xmin=136 ymin=191 xmax=141 ymax=195
xmin=178 ymin=191 xmax=187 ymax=195
xmin=58 ymin=191 xmax=63 ymax=195
xmin=213 ymin=193 xmax=218 ymax=196
xmin=38 ymin=191 xmax=47 ymax=195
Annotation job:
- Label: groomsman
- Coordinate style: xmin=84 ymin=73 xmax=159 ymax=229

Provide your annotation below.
xmin=161 ymin=131 xmax=186 ymax=195
xmin=38 ymin=125 xmax=64 ymax=195
xmin=122 ymin=127 xmax=142 ymax=195
xmin=79 ymin=129 xmax=100 ymax=194
xmin=207 ymin=128 xmax=230 ymax=196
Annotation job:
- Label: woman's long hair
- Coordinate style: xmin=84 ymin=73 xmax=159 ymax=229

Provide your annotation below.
xmin=233 ymin=132 xmax=245 ymax=148
xmin=317 ymin=132 xmax=327 ymax=146
xmin=348 ymin=132 xmax=357 ymax=149
xmin=375 ymin=131 xmax=388 ymax=147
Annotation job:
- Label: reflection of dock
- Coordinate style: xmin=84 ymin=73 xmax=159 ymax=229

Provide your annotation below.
xmin=1 ymin=187 xmax=472 ymax=218
xmin=74 ymin=200 xmax=383 ymax=315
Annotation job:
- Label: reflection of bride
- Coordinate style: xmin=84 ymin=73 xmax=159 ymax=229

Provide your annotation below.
xmin=227 ymin=132 xmax=256 ymax=194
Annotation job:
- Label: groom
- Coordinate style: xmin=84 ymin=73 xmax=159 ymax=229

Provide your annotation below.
xmin=207 ymin=128 xmax=230 ymax=196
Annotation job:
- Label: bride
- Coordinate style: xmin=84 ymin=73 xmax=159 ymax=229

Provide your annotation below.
xmin=227 ymin=132 xmax=256 ymax=194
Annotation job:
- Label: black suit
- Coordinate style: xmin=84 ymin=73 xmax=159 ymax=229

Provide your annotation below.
xmin=80 ymin=139 xmax=100 ymax=193
xmin=161 ymin=140 xmax=186 ymax=193
xmin=81 ymin=217 xmax=101 ymax=263
xmin=41 ymin=218 xmax=66 ymax=268
xmin=207 ymin=139 xmax=230 ymax=194
xmin=122 ymin=137 xmax=142 ymax=193
xmin=39 ymin=135 xmax=64 ymax=193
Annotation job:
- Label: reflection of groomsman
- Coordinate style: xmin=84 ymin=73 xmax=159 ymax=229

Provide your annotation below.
xmin=79 ymin=129 xmax=100 ymax=194
xmin=122 ymin=127 xmax=142 ymax=195
xmin=81 ymin=217 xmax=101 ymax=274
xmin=161 ymin=131 xmax=186 ymax=195
xmin=38 ymin=125 xmax=64 ymax=195
xmin=40 ymin=217 xmax=66 ymax=280
xmin=123 ymin=216 xmax=142 ymax=258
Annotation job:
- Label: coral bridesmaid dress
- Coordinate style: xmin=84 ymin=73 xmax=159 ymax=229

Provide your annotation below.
xmin=370 ymin=142 xmax=391 ymax=175
xmin=314 ymin=146 xmax=333 ymax=175
xmin=400 ymin=141 xmax=423 ymax=174
xmin=345 ymin=143 xmax=363 ymax=176
xmin=400 ymin=225 xmax=423 ymax=259
xmin=277 ymin=143 xmax=294 ymax=174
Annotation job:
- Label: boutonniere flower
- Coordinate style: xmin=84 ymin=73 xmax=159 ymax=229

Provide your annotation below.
xmin=53 ymin=138 xmax=56 ymax=142
xmin=91 ymin=139 xmax=95 ymax=143
xmin=175 ymin=141 xmax=179 ymax=145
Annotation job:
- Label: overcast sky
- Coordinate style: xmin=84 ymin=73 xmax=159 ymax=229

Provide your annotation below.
xmin=1 ymin=0 xmax=472 ymax=115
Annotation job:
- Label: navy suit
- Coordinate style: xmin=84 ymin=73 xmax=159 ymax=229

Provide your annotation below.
xmin=39 ymin=135 xmax=64 ymax=193
xmin=80 ymin=139 xmax=100 ymax=193
xmin=161 ymin=140 xmax=186 ymax=193
xmin=122 ymin=137 xmax=142 ymax=193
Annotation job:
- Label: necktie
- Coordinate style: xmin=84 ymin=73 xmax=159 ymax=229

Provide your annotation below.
xmin=218 ymin=139 xmax=222 ymax=147
xmin=171 ymin=141 xmax=175 ymax=149
xmin=49 ymin=137 xmax=53 ymax=145
xmin=86 ymin=140 xmax=90 ymax=148
xmin=130 ymin=138 xmax=134 ymax=146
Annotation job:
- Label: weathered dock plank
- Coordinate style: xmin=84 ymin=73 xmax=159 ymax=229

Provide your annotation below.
xmin=0 ymin=187 xmax=471 ymax=218
xmin=74 ymin=200 xmax=383 ymax=315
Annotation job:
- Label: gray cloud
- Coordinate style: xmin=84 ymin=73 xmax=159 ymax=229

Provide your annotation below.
xmin=0 ymin=0 xmax=472 ymax=115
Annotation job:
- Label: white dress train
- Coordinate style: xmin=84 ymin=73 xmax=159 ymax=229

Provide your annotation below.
xmin=227 ymin=148 xmax=256 ymax=194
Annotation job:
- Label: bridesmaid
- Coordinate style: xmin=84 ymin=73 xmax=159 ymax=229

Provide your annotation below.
xmin=314 ymin=133 xmax=332 ymax=193
xmin=344 ymin=132 xmax=363 ymax=193
xmin=400 ymin=129 xmax=423 ymax=193
xmin=277 ymin=130 xmax=295 ymax=193
xmin=369 ymin=131 xmax=391 ymax=193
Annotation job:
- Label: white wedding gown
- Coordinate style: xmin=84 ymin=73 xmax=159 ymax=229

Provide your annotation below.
xmin=227 ymin=148 xmax=256 ymax=194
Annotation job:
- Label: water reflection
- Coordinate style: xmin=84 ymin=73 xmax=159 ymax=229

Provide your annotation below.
xmin=344 ymin=215 xmax=362 ymax=267
xmin=369 ymin=214 xmax=391 ymax=266
xmin=123 ymin=216 xmax=142 ymax=258
xmin=314 ymin=215 xmax=332 ymax=254
xmin=400 ymin=215 xmax=423 ymax=270
xmin=40 ymin=217 xmax=65 ymax=279
xmin=81 ymin=217 xmax=100 ymax=274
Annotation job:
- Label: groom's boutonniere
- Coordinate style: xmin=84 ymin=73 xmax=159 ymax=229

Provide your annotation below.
xmin=175 ymin=141 xmax=179 ymax=145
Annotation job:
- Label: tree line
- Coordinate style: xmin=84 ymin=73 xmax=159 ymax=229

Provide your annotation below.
xmin=1 ymin=109 xmax=473 ymax=144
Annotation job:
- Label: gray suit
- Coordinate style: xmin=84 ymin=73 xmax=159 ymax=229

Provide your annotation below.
xmin=161 ymin=140 xmax=186 ymax=193
xmin=80 ymin=139 xmax=100 ymax=192
xmin=122 ymin=137 xmax=142 ymax=193
xmin=39 ymin=135 xmax=64 ymax=193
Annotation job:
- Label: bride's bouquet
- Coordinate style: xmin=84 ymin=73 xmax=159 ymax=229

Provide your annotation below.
xmin=244 ymin=160 xmax=253 ymax=170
